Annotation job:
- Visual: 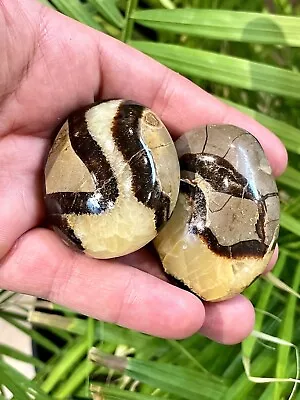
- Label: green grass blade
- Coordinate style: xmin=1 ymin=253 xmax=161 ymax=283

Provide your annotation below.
xmin=0 ymin=291 xmax=17 ymax=305
xmin=85 ymin=317 xmax=96 ymax=397
xmin=0 ymin=359 xmax=52 ymax=400
xmin=283 ymin=195 xmax=300 ymax=216
xmin=126 ymin=360 xmax=227 ymax=399
xmin=122 ymin=0 xmax=139 ymax=42
xmin=93 ymin=386 xmax=167 ymax=400
xmin=131 ymin=41 xmax=300 ymax=100
xmin=167 ymin=340 xmax=208 ymax=372
xmin=50 ymin=0 xmax=103 ymax=30
xmin=28 ymin=311 xmax=86 ymax=333
xmin=224 ymin=351 xmax=274 ymax=399
xmin=33 ymin=301 xmax=78 ymax=316
xmin=280 ymin=212 xmax=300 ymax=237
xmin=88 ymin=317 xmax=95 ymax=355
xmin=0 ymin=309 xmax=28 ymax=321
xmin=88 ymin=0 xmax=124 ymax=28
xmin=0 ymin=315 xmax=60 ymax=355
xmin=259 ymin=360 xmax=299 ymax=399
xmin=222 ymin=353 xmax=244 ymax=379
xmin=220 ymin=98 xmax=300 ymax=155
xmin=29 ymin=312 xmax=155 ymax=350
xmin=242 ymin=252 xmax=286 ymax=360
xmin=53 ymin=360 xmax=96 ymax=398
xmin=0 ymin=366 xmax=28 ymax=399
xmin=53 ymin=343 xmax=115 ymax=398
xmin=40 ymin=336 xmax=90 ymax=393
xmin=89 ymin=350 xmax=228 ymax=400
xmin=273 ymin=261 xmax=300 ymax=399
xmin=133 ymin=9 xmax=300 ymax=46
xmin=277 ymin=167 xmax=300 ymax=190
xmin=0 ymin=344 xmax=45 ymax=369
xmin=46 ymin=326 xmax=73 ymax=343
xmin=33 ymin=339 xmax=83 ymax=384
xmin=53 ymin=359 xmax=95 ymax=398
xmin=280 ymin=250 xmax=300 ymax=262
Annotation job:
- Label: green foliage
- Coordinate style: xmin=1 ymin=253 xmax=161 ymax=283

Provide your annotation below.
xmin=133 ymin=9 xmax=300 ymax=46
xmin=2 ymin=0 xmax=300 ymax=399
xmin=131 ymin=40 xmax=300 ymax=98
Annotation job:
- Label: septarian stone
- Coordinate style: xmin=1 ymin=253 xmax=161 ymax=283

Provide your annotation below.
xmin=154 ymin=125 xmax=280 ymax=302
xmin=45 ymin=100 xmax=180 ymax=259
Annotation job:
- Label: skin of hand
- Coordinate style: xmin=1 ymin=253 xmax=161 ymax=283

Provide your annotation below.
xmin=0 ymin=0 xmax=287 ymax=344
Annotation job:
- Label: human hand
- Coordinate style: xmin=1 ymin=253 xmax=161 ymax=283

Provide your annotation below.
xmin=0 ymin=0 xmax=287 ymax=344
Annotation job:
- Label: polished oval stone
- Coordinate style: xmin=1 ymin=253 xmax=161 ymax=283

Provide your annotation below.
xmin=45 ymin=99 xmax=180 ymax=259
xmin=154 ymin=124 xmax=280 ymax=301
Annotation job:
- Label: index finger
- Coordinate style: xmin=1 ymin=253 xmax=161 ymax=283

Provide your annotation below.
xmin=96 ymin=34 xmax=287 ymax=177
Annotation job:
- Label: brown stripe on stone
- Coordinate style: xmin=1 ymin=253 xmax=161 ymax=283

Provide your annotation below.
xmin=68 ymin=106 xmax=119 ymax=209
xmin=201 ymin=227 xmax=267 ymax=258
xmin=180 ymin=153 xmax=277 ymax=249
xmin=262 ymin=192 xmax=279 ymax=200
xmin=112 ymin=100 xmax=170 ymax=229
xmin=164 ymin=271 xmax=204 ymax=300
xmin=230 ymin=238 xmax=267 ymax=258
xmin=45 ymin=192 xmax=112 ymax=215
xmin=47 ymin=214 xmax=84 ymax=252
xmin=45 ymin=103 xmax=119 ymax=216
xmin=255 ymin=201 xmax=266 ymax=243
xmin=181 ymin=180 xmax=268 ymax=259
xmin=180 ymin=153 xmax=254 ymax=200
xmin=180 ymin=180 xmax=207 ymax=227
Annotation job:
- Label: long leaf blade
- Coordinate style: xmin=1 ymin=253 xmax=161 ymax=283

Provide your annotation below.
xmin=0 ymin=359 xmax=52 ymax=400
xmin=40 ymin=337 xmax=89 ymax=393
xmin=89 ymin=350 xmax=227 ymax=400
xmin=274 ymin=261 xmax=300 ymax=399
xmin=242 ymin=252 xmax=286 ymax=361
xmin=0 ymin=344 xmax=45 ymax=370
xmin=89 ymin=0 xmax=124 ymax=28
xmin=50 ymin=0 xmax=103 ymax=30
xmin=280 ymin=212 xmax=300 ymax=237
xmin=219 ymin=98 xmax=300 ymax=155
xmin=131 ymin=41 xmax=300 ymax=100
xmin=133 ymin=9 xmax=300 ymax=46
xmin=277 ymin=167 xmax=300 ymax=190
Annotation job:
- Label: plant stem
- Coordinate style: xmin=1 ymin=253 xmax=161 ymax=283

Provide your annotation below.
xmin=121 ymin=0 xmax=139 ymax=43
xmin=89 ymin=347 xmax=127 ymax=371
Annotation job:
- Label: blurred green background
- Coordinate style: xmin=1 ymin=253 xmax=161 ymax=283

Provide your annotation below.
xmin=1 ymin=0 xmax=300 ymax=399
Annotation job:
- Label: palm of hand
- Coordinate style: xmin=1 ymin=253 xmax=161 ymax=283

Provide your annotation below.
xmin=0 ymin=3 xmax=102 ymax=254
xmin=0 ymin=0 xmax=287 ymax=343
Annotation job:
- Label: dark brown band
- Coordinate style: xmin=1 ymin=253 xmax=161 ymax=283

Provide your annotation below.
xmin=112 ymin=100 xmax=170 ymax=228
xmin=48 ymin=214 xmax=84 ymax=252
xmin=180 ymin=180 xmax=268 ymax=258
xmin=45 ymin=103 xmax=119 ymax=216
xmin=180 ymin=151 xmax=280 ymax=247
xmin=180 ymin=153 xmax=252 ymax=200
